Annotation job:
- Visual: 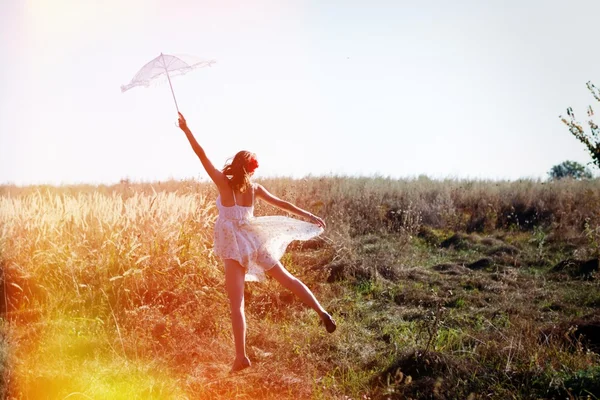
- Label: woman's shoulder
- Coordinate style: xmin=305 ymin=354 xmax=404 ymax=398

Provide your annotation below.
xmin=253 ymin=183 xmax=264 ymax=196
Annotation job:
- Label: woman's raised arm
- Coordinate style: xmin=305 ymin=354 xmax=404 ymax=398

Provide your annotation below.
xmin=177 ymin=112 xmax=227 ymax=186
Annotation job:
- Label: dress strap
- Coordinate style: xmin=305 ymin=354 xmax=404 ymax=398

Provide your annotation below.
xmin=251 ymin=184 xmax=255 ymax=204
xmin=231 ymin=186 xmax=237 ymax=205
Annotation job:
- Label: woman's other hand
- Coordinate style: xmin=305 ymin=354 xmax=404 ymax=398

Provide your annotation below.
xmin=310 ymin=214 xmax=326 ymax=229
xmin=178 ymin=112 xmax=188 ymax=130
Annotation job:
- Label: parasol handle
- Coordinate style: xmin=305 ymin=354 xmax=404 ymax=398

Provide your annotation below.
xmin=161 ymin=53 xmax=180 ymax=114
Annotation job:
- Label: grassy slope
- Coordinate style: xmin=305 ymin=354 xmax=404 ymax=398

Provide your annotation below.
xmin=1 ymin=177 xmax=600 ymax=399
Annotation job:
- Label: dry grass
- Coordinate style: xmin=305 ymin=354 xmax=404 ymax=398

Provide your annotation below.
xmin=1 ymin=177 xmax=600 ymax=399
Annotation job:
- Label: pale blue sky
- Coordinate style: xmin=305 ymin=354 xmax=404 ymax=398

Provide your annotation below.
xmin=1 ymin=0 xmax=599 ymax=185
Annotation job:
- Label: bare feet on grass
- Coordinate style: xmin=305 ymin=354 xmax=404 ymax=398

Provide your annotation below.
xmin=230 ymin=356 xmax=251 ymax=373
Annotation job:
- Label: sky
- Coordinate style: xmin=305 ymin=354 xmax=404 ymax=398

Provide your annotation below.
xmin=1 ymin=0 xmax=599 ymax=185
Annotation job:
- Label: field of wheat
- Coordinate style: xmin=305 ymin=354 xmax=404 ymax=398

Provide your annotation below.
xmin=1 ymin=177 xmax=600 ymax=399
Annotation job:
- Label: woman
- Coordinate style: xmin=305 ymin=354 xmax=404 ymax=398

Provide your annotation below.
xmin=177 ymin=112 xmax=336 ymax=372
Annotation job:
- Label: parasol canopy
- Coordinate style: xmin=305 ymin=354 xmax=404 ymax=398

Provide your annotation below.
xmin=121 ymin=53 xmax=215 ymax=112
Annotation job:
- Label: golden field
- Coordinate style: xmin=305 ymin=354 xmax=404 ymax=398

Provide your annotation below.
xmin=1 ymin=176 xmax=600 ymax=399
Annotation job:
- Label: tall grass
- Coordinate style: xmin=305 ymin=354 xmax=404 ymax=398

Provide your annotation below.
xmin=4 ymin=177 xmax=598 ymax=235
xmin=2 ymin=190 xmax=222 ymax=398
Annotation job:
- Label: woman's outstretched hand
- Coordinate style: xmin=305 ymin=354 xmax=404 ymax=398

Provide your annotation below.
xmin=178 ymin=112 xmax=188 ymax=131
xmin=310 ymin=214 xmax=326 ymax=229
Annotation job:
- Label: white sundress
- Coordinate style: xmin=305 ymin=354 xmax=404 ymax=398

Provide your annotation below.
xmin=213 ymin=185 xmax=324 ymax=282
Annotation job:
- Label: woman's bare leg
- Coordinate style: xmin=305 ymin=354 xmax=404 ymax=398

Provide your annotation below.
xmin=223 ymin=259 xmax=250 ymax=371
xmin=266 ymin=262 xmax=335 ymax=332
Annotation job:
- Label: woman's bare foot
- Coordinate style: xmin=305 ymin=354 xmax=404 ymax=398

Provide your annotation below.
xmin=230 ymin=356 xmax=251 ymax=373
xmin=320 ymin=311 xmax=337 ymax=333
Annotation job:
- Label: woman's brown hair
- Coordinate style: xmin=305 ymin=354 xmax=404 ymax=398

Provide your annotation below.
xmin=222 ymin=151 xmax=258 ymax=192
